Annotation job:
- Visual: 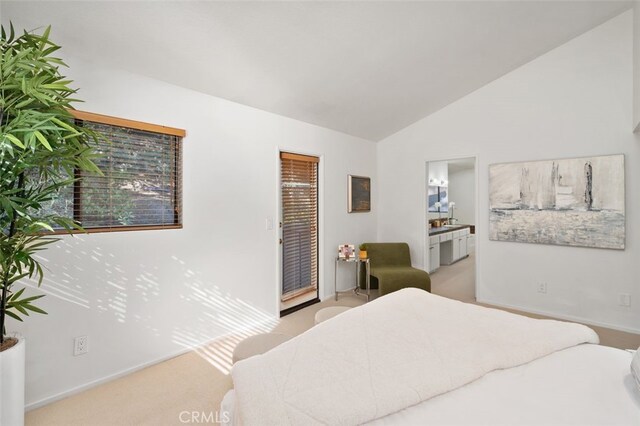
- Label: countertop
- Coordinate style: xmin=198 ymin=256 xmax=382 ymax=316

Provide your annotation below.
xmin=428 ymin=224 xmax=472 ymax=236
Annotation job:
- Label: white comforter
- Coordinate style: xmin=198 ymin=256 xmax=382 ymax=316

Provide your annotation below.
xmin=231 ymin=288 xmax=599 ymax=425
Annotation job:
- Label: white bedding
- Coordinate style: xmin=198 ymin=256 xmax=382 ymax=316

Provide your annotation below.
xmin=231 ymin=289 xmax=599 ymax=425
xmin=370 ymin=344 xmax=640 ymax=425
xmin=222 ymin=344 xmax=640 ymax=425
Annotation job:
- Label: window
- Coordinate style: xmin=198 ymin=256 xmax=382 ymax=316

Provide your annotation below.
xmin=44 ymin=111 xmax=184 ymax=233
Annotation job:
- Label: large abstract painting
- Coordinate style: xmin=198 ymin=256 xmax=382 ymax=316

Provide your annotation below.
xmin=489 ymin=155 xmax=625 ymax=250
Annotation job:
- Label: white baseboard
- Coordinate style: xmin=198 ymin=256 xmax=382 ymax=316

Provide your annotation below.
xmin=477 ymin=297 xmax=640 ymax=336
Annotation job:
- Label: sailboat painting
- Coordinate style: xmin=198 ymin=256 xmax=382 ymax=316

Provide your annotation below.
xmin=489 ymin=155 xmax=625 ymax=250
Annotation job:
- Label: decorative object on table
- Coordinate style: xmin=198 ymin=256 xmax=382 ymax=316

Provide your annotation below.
xmin=338 ymin=244 xmax=355 ymax=259
xmin=428 ymin=185 xmax=448 ymax=213
xmin=489 ymin=154 xmax=625 ymax=249
xmin=0 ymin=24 xmax=103 ymax=426
xmin=358 ymin=243 xmax=368 ymax=259
xmin=348 ymin=175 xmax=371 ymax=213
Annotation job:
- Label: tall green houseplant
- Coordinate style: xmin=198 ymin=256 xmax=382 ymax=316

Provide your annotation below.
xmin=0 ymin=24 xmax=101 ymax=350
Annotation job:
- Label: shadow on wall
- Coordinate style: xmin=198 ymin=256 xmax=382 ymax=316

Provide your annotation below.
xmin=19 ymin=235 xmax=277 ymax=377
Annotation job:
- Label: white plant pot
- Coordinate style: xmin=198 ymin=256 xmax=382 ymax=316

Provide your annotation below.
xmin=0 ymin=335 xmax=25 ymax=426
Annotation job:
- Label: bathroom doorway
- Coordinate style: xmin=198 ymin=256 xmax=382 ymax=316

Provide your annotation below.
xmin=425 ymin=156 xmax=477 ymax=303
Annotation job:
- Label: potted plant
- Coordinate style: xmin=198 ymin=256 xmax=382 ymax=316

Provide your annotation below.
xmin=359 ymin=243 xmax=367 ymax=259
xmin=1 ymin=24 xmax=101 ymax=425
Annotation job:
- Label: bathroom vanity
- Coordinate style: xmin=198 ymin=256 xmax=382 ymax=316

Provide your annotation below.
xmin=427 ymin=225 xmax=473 ymax=273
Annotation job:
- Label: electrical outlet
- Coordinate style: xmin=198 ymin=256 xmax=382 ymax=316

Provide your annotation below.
xmin=619 ymin=293 xmax=631 ymax=307
xmin=537 ymin=282 xmax=547 ymax=294
xmin=74 ymin=336 xmax=88 ymax=356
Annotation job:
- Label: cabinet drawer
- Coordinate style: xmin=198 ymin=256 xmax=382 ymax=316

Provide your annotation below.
xmin=462 ymin=228 xmax=470 ymax=236
xmin=440 ymin=232 xmax=452 ymax=242
xmin=429 ymin=236 xmax=440 ymax=245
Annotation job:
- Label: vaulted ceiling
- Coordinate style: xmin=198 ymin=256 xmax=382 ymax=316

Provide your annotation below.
xmin=2 ymin=1 xmax=632 ymax=141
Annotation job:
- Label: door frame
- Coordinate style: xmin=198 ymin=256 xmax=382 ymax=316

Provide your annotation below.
xmin=423 ymin=154 xmax=480 ymax=300
xmin=275 ymin=147 xmax=324 ymax=316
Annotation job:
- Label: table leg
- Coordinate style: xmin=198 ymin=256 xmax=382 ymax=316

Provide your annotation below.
xmin=366 ymin=261 xmax=370 ymax=302
xmin=334 ymin=259 xmax=338 ymax=301
xmin=354 ymin=261 xmax=360 ymax=297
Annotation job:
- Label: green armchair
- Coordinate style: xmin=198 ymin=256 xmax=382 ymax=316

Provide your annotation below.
xmin=361 ymin=243 xmax=431 ymax=296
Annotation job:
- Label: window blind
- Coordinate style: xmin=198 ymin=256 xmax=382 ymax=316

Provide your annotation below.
xmin=77 ymin=121 xmax=182 ymax=230
xmin=280 ymin=152 xmax=319 ymax=301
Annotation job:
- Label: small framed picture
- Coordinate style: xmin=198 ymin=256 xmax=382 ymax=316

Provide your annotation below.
xmin=348 ymin=175 xmax=371 ymax=213
xmin=338 ymin=244 xmax=355 ymax=259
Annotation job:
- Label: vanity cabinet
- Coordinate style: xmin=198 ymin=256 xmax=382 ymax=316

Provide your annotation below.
xmin=428 ymin=236 xmax=440 ymax=273
xmin=454 ymin=232 xmax=467 ymax=259
xmin=439 ymin=228 xmax=471 ymax=266
xmin=427 ymin=226 xmax=472 ymax=272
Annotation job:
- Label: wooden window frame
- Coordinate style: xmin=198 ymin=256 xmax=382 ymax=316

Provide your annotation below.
xmin=49 ymin=110 xmax=185 ymax=235
xmin=70 ymin=110 xmax=186 ymax=138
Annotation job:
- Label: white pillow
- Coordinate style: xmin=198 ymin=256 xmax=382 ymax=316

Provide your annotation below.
xmin=632 ymin=347 xmax=640 ymax=390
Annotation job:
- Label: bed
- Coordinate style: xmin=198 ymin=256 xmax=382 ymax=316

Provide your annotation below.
xmin=224 ymin=289 xmax=640 ymax=425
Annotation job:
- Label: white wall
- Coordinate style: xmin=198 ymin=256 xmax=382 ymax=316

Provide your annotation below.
xmin=378 ymin=11 xmax=640 ymax=334
xmin=5 ymin=51 xmax=377 ymax=406
xmin=448 ymin=167 xmax=475 ymax=225
xmin=634 ymin=0 xmax=640 ymax=131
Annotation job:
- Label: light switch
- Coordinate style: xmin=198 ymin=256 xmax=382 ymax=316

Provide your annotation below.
xmin=266 ymin=217 xmax=274 ymax=230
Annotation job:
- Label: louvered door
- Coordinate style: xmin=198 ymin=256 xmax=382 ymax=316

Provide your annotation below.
xmin=280 ymin=152 xmax=319 ymax=305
